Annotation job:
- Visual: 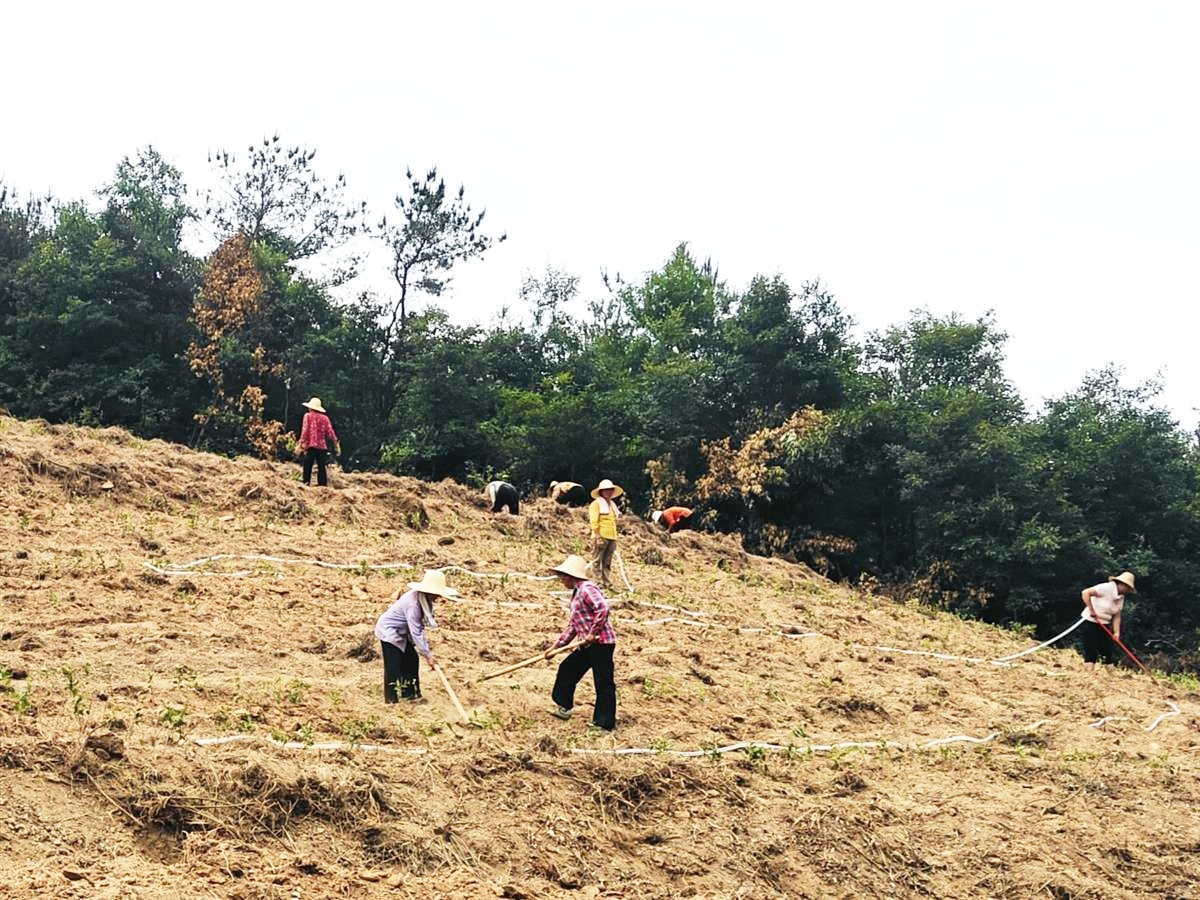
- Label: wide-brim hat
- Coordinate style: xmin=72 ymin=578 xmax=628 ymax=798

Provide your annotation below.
xmin=548 ymin=554 xmax=590 ymax=581
xmin=408 ymin=568 xmax=459 ymax=598
xmin=302 ymin=397 xmax=326 ymax=413
xmin=1109 ymin=571 xmax=1137 ymax=593
xmin=591 ymin=478 xmax=624 ymax=499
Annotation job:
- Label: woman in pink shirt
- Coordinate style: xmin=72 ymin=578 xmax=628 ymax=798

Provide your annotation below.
xmin=1080 ymin=571 xmax=1136 ymax=667
xmin=298 ymin=397 xmax=339 ymax=487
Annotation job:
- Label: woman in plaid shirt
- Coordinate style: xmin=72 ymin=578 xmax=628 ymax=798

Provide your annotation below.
xmin=544 ymin=554 xmax=617 ymax=731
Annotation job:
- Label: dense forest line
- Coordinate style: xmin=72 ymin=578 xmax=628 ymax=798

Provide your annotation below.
xmin=2 ymin=142 xmax=1197 ymax=667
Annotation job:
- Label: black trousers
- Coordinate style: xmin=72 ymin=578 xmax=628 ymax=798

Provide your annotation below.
xmin=302 ymin=448 xmax=329 ymax=486
xmin=491 ymin=482 xmax=520 ymax=514
xmin=552 ymin=643 xmax=616 ymax=730
xmin=1080 ymin=620 xmax=1118 ymax=664
xmin=381 ymin=640 xmax=421 ymax=702
xmin=554 ymin=484 xmax=588 ymax=506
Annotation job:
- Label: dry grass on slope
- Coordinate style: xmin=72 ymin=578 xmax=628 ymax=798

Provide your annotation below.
xmin=0 ymin=415 xmax=1197 ymax=900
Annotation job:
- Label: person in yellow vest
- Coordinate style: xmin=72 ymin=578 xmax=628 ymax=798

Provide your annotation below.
xmin=588 ymin=479 xmax=623 ymax=590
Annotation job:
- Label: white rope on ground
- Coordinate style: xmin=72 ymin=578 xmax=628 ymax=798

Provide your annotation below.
xmin=612 ymin=548 xmax=634 ymax=593
xmin=190 ymin=703 xmax=1179 ymax=760
xmin=1089 ymin=702 xmax=1180 ymax=732
xmin=625 ymin=599 xmax=712 ymax=618
xmin=993 ymin=618 xmax=1085 ymax=662
xmin=568 ymin=720 xmax=1056 ymax=757
xmin=1145 ymin=701 xmax=1181 ymax=732
xmin=617 ymin=615 xmax=821 ymax=640
xmin=858 ymin=644 xmax=1012 ymax=668
xmin=144 ymin=554 xmax=557 ymax=583
xmin=442 ymin=564 xmax=556 ymax=583
xmin=921 ymin=719 xmax=1051 ymax=749
xmin=192 ymin=734 xmax=427 ymax=754
xmin=615 ymin=615 xmax=711 ymax=630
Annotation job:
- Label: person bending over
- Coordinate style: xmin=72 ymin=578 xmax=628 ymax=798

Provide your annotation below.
xmin=1080 ymin=570 xmax=1136 ymax=667
xmin=374 ymin=569 xmax=458 ymax=702
xmin=486 ymin=480 xmax=520 ymax=515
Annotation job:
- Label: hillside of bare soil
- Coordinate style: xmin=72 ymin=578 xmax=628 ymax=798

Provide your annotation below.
xmin=0 ymin=414 xmax=1198 ymax=900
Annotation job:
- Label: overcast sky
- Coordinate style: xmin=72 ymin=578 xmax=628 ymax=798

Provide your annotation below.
xmin=3 ymin=1 xmax=1197 ymax=427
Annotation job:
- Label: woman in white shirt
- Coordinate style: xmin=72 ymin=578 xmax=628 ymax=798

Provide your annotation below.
xmin=1080 ymin=571 xmax=1136 ymax=666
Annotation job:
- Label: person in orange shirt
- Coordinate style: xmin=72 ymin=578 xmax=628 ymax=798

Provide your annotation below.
xmin=652 ymin=506 xmax=693 ymax=534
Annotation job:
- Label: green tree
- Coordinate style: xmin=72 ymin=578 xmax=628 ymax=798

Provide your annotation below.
xmin=379 ymin=168 xmax=504 ymax=342
xmin=204 ymin=136 xmax=365 ymax=263
xmin=1 ymin=153 xmax=201 ymax=437
xmin=193 ymin=138 xmax=367 ymax=454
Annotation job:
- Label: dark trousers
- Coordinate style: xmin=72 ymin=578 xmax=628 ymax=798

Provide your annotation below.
xmin=491 ymin=483 xmax=520 ymax=514
xmin=592 ymin=538 xmax=616 ymax=588
xmin=302 ymin=448 xmax=328 ymax=486
xmin=552 ymin=643 xmax=616 ymax=731
xmin=381 ymin=640 xmax=420 ymax=702
xmin=1081 ymin=620 xmax=1118 ymax=664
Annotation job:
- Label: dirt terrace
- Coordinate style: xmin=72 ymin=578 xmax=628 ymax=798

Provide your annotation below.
xmin=0 ymin=416 xmax=1197 ymax=899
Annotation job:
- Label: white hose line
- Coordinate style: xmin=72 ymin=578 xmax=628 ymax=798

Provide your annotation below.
xmin=626 ymin=599 xmax=712 ymax=618
xmin=190 ymin=702 xmax=1179 ymax=760
xmin=1145 ymin=701 xmax=1181 ymax=732
xmin=1089 ymin=716 xmax=1127 ymax=729
xmin=192 ymin=734 xmax=427 ymax=754
xmin=614 ymin=548 xmax=635 ymax=594
xmin=617 ymin=615 xmax=821 ymax=641
xmin=569 ymin=720 xmax=1054 ymax=757
xmin=144 ymin=554 xmax=556 ymax=583
xmin=858 ymin=644 xmax=1011 ymax=668
xmin=993 ymin=618 xmax=1085 ymax=662
xmin=442 ymin=565 xmax=556 ymax=583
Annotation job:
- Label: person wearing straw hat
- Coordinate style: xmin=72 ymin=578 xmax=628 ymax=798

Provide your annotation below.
xmin=298 ymin=397 xmax=340 ymax=487
xmin=588 ymin=479 xmax=624 ymax=589
xmin=549 ymin=480 xmax=588 ymax=506
xmin=374 ymin=569 xmax=458 ymax=702
xmin=1079 ymin=571 xmax=1136 ymax=667
xmin=543 ymin=554 xmax=617 ymax=730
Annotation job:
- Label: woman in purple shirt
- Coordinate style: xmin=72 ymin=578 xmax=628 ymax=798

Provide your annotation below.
xmin=374 ymin=569 xmax=458 ymax=702
xmin=544 ymin=554 xmax=617 ymax=731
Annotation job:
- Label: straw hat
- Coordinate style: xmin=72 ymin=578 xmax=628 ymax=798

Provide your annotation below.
xmin=408 ymin=569 xmax=459 ymax=598
xmin=548 ymin=555 xmax=590 ymax=581
xmin=591 ymin=478 xmax=624 ymax=499
xmin=651 ymin=510 xmax=663 ymax=524
xmin=1108 ymin=571 xmax=1137 ymax=593
xmin=301 ymin=397 xmax=327 ymax=413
